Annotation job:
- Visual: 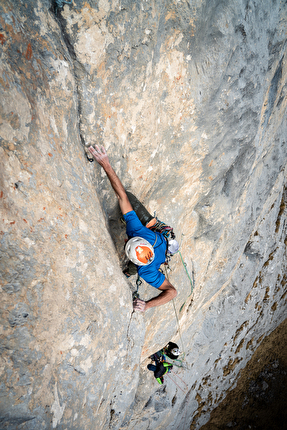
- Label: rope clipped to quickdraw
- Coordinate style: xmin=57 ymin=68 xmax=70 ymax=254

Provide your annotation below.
xmin=132 ymin=274 xmax=142 ymax=300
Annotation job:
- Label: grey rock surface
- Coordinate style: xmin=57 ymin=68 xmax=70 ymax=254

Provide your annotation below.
xmin=0 ymin=0 xmax=286 ymax=429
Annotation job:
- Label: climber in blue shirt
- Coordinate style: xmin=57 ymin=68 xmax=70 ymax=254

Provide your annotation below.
xmin=89 ymin=145 xmax=177 ymax=312
xmin=123 ymin=210 xmax=167 ymax=288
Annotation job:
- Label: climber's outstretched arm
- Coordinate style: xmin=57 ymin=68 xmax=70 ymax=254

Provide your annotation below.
xmin=89 ymin=145 xmax=133 ymax=215
xmin=133 ymin=278 xmax=177 ymax=312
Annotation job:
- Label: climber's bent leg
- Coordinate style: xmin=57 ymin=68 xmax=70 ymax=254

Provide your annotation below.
xmin=147 ymin=364 xmax=157 ymax=372
xmin=126 ymin=191 xmax=154 ymax=226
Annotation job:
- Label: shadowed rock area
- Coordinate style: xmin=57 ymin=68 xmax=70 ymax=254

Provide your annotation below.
xmin=0 ymin=0 xmax=286 ymax=429
xmin=200 ymin=317 xmax=287 ymax=430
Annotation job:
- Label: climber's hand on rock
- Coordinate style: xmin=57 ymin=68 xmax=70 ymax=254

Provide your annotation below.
xmin=89 ymin=145 xmax=110 ymax=169
xmin=133 ymin=298 xmax=146 ymax=312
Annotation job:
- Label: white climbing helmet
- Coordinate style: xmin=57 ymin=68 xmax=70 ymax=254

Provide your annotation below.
xmin=125 ymin=237 xmax=155 ymax=266
xmin=167 ymin=239 xmax=179 ymax=255
xmin=170 ymin=348 xmax=181 ymax=356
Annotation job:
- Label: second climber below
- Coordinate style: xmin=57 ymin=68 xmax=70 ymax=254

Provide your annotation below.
xmin=89 ymin=145 xmax=179 ymax=312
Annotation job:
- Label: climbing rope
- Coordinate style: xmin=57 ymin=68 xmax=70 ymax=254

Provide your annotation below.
xmin=133 ymin=233 xmax=194 ymax=359
xmin=164 ymin=265 xmax=186 ymax=359
xmin=166 ymin=371 xmax=188 ymax=393
xmin=166 ymin=373 xmax=186 ymax=393
xmin=177 ymin=250 xmax=194 ymax=312
xmin=167 ymin=355 xmax=187 ymax=369
xmin=168 ymin=233 xmax=194 ymax=312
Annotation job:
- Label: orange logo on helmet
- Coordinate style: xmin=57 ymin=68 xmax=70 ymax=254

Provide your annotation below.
xmin=135 ymin=245 xmax=154 ymax=264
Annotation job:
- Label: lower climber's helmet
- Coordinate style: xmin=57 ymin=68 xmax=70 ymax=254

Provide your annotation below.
xmin=125 ymin=237 xmax=155 ymax=266
xmin=170 ymin=347 xmax=181 ymax=356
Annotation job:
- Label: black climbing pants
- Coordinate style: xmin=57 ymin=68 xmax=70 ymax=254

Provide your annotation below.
xmin=126 ymin=191 xmax=154 ymax=226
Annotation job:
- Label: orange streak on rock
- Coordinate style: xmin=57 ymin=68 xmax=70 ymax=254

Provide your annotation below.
xmin=25 ymin=42 xmax=32 ymax=60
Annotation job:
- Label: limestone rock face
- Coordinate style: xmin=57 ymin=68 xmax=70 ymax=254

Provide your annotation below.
xmin=0 ymin=1 xmax=286 ymax=429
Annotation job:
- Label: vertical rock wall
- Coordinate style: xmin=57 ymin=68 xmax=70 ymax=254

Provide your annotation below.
xmin=0 ymin=0 xmax=286 ymax=429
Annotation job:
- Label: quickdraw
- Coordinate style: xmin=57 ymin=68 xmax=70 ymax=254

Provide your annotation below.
xmin=149 ymin=218 xmax=175 ymax=241
xmin=132 ymin=275 xmax=142 ymax=300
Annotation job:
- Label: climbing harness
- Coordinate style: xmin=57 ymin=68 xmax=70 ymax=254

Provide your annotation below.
xmin=155 ymin=362 xmax=173 ymax=385
xmin=149 ymin=219 xmax=175 ymax=240
xmin=148 ymin=348 xmax=174 ymax=384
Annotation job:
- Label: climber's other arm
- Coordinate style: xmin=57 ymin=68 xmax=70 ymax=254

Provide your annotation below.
xmin=89 ymin=145 xmax=133 ymax=215
xmin=133 ymin=278 xmax=177 ymax=312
